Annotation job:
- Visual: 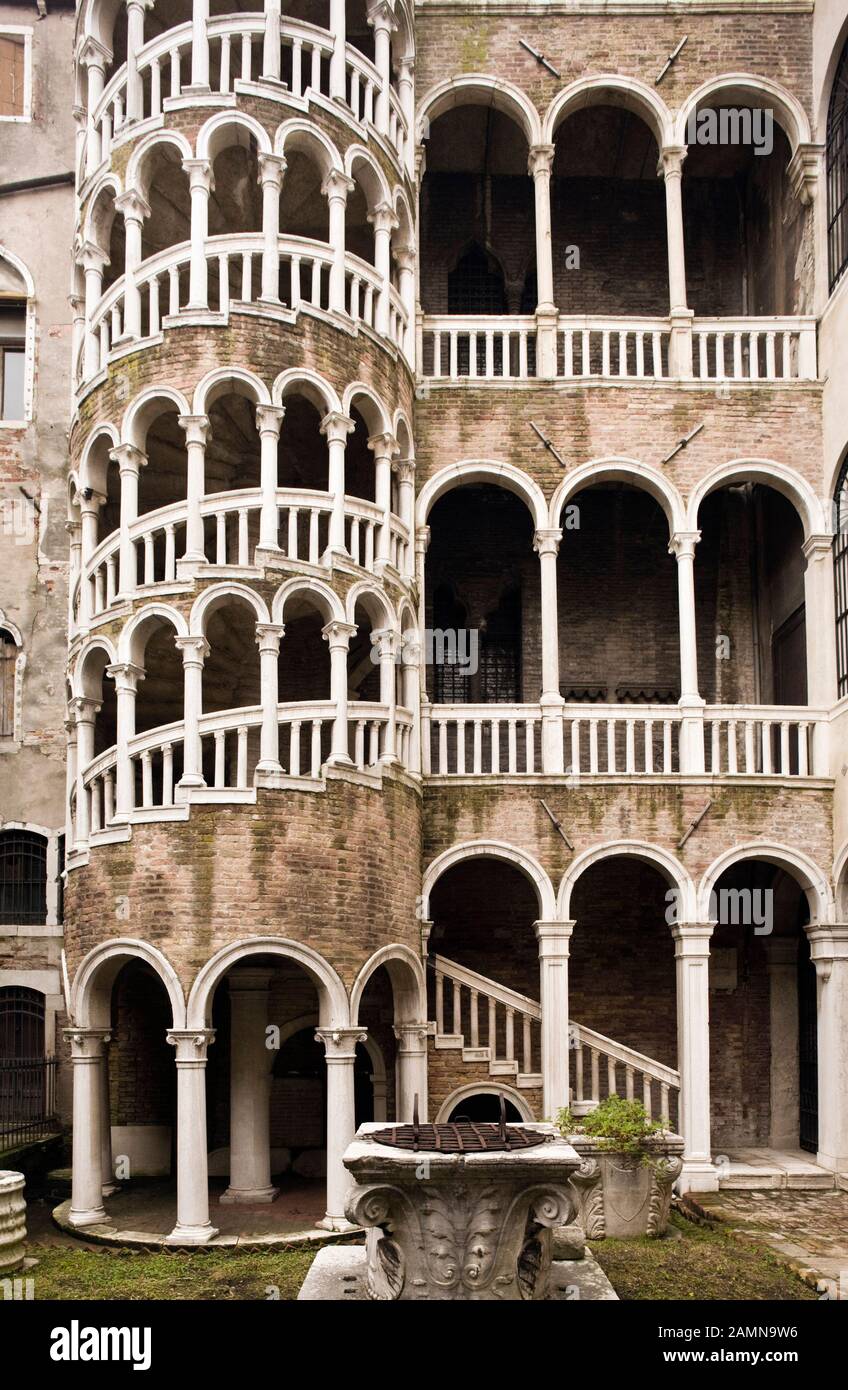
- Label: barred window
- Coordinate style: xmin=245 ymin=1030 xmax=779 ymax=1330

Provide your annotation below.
xmin=827 ymin=37 xmax=848 ymax=292
xmin=0 ymin=986 xmax=44 ymax=1061
xmin=447 ymin=243 xmax=507 ymax=314
xmin=0 ymin=829 xmax=47 ymax=925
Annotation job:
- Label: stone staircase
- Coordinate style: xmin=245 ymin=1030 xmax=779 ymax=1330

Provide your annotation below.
xmin=431 ymin=953 xmax=680 ymax=1121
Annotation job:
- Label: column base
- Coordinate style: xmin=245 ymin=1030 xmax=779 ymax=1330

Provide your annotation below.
xmin=69 ymin=1205 xmax=111 ymax=1227
xmin=254 ymin=759 xmax=283 ymax=776
xmin=176 ymin=773 xmax=206 ymax=789
xmin=679 ymin=1159 xmax=719 ymax=1193
xmin=317 ymin=1215 xmax=359 ymax=1233
xmin=165 ymin=1222 xmax=219 ymax=1245
xmin=182 ymin=84 xmax=212 ymax=96
xmin=321 ymin=544 xmax=350 ymax=566
xmin=101 ymin=1182 xmax=120 ymax=1197
xmin=220 ymin=1185 xmax=279 ymax=1205
xmin=325 ymin=754 xmax=354 ymax=767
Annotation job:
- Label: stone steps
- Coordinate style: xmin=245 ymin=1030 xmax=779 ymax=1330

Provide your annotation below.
xmin=433 ymin=1031 xmax=541 ymax=1090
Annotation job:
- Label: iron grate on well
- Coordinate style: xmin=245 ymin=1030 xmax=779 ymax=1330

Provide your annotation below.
xmin=370 ymin=1095 xmax=547 ymax=1154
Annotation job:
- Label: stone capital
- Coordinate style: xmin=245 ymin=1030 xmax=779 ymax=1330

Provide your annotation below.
xmin=78 ymin=35 xmax=111 ymax=70
xmin=64 ymin=1026 xmax=111 ymax=1059
xmin=415 ymin=525 xmax=431 ymax=555
xmin=257 ymin=152 xmax=287 ymax=188
xmin=321 ymin=169 xmax=355 ymax=203
xmin=393 ymin=1022 xmax=428 ymax=1052
xmin=534 ymin=920 xmax=574 ymax=955
xmin=392 ymin=242 xmax=416 ymax=272
xmin=788 ymin=143 xmax=824 ymax=206
xmin=533 ymin=527 xmax=562 ymax=558
xmin=668 ymin=530 xmax=701 ymax=560
xmin=315 ymin=1027 xmax=367 ymax=1061
xmin=321 ymin=620 xmax=357 ymax=650
xmin=69 ymin=694 xmax=101 ymax=724
xmin=320 ymin=410 xmax=355 ymax=444
xmin=79 ymin=240 xmax=110 ymax=273
xmin=659 ymin=144 xmax=687 ymax=179
xmin=528 ymin=143 xmax=555 ymax=179
xmin=175 ymin=634 xmax=210 ymax=665
xmin=366 ymin=0 xmax=398 ymax=33
xmin=255 ymin=404 xmax=285 ymax=437
xmin=182 ymin=158 xmax=214 ymax=194
xmin=106 ymin=661 xmax=146 ymax=693
xmin=367 ymin=202 xmax=399 ymax=235
xmin=108 ymin=442 xmax=147 ymax=475
xmin=227 ymin=967 xmax=276 ymax=994
xmin=367 ymin=431 xmax=399 ymax=460
xmin=802 ymin=532 xmax=833 ymax=563
xmin=370 ymin=626 xmax=400 ymax=659
xmin=178 ymin=413 xmax=211 ymax=448
xmin=805 ymin=924 xmax=848 ymax=980
xmin=114 ymin=189 xmax=151 ymax=224
xmin=671 ymin=922 xmax=715 ymax=957
xmin=167 ymin=1028 xmax=216 ymax=1063
xmin=255 ymin=621 xmax=285 ymax=655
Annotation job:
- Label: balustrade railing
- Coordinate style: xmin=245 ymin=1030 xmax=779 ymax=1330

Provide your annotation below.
xmin=569 ymin=1021 xmax=679 ymax=1124
xmin=704 ymin=704 xmax=828 ymax=777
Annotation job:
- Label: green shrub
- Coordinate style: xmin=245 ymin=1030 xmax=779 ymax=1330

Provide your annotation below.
xmin=555 ymin=1095 xmax=666 ymax=1159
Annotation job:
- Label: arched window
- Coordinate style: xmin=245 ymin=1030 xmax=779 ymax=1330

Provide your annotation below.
xmin=0 ymin=625 xmax=18 ymax=736
xmin=447 ymin=243 xmax=507 ymax=314
xmin=0 ymin=246 xmax=33 ymax=421
xmin=0 ymin=829 xmax=47 ymax=925
xmin=0 ymin=986 xmax=45 ymax=1060
xmin=827 ymin=37 xmax=848 ymax=292
xmin=834 ymin=453 xmax=848 ymax=696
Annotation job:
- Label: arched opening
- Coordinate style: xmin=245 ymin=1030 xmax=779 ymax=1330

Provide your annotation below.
xmin=0 ymin=625 xmax=20 ymax=738
xmin=277 ymin=592 xmax=333 ymax=773
xmin=708 ymin=860 xmax=814 ymax=1155
xmin=124 ymin=613 xmax=185 ymax=802
xmin=827 ymin=35 xmax=848 ymax=292
xmin=447 ymin=1093 xmax=522 ymax=1123
xmin=277 ymin=393 xmax=329 ymax=493
xmin=78 ymin=644 xmax=117 ymax=759
xmin=138 ymin=143 xmax=191 ymax=262
xmin=88 ymin=184 xmax=124 ymax=294
xmin=551 ymin=105 xmax=668 ymax=320
xmin=351 ymin=965 xmax=398 ymax=1120
xmin=0 ymin=985 xmax=52 ymax=1148
xmin=694 ymin=483 xmax=807 ymax=716
xmin=106 ymin=960 xmax=178 ymax=1185
xmin=684 ymin=102 xmax=808 ymax=319
xmin=0 ymin=252 xmax=29 ymax=422
xmin=201 ymin=595 xmax=262 ymax=792
xmin=0 ymin=829 xmax=47 ymax=925
xmin=136 ymin=402 xmax=186 ymax=519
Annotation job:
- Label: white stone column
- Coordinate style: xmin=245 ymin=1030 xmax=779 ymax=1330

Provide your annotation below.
xmin=106 ymin=661 xmax=144 ymax=819
xmin=125 ymin=0 xmax=151 ymax=122
xmin=188 ymin=0 xmax=211 ymax=92
xmin=66 ymin=1027 xmax=111 ymax=1226
xmin=255 ymin=404 xmax=285 ymax=553
xmin=100 ymin=1042 xmax=118 ymax=1195
xmin=316 ymin=1027 xmax=366 ymax=1229
xmin=71 ymin=696 xmax=100 ymax=849
xmin=81 ymin=40 xmax=109 ymax=179
xmin=183 ymin=159 xmax=214 ymax=310
xmin=528 ymin=144 xmax=557 ymax=378
xmin=78 ymin=489 xmax=104 ymax=626
xmin=370 ymin=627 xmax=399 ymax=763
xmin=320 ymin=410 xmax=355 ymax=560
xmin=81 ymin=242 xmax=109 ymax=379
xmin=669 ymin=530 xmax=705 ymax=775
xmin=534 ymin=921 xmax=572 ymax=1117
xmin=166 ymin=1029 xmax=218 ymax=1244
xmin=369 ymin=430 xmax=398 ymax=569
xmin=323 ymin=621 xmax=356 ymax=764
xmin=262 ymin=0 xmax=282 ymax=82
xmin=178 ymin=413 xmax=210 ymax=564
xmin=367 ymin=0 xmax=396 ymax=136
xmin=660 ymin=145 xmax=693 ymax=378
xmin=114 ymin=190 xmax=150 ymax=340
xmin=329 ymin=0 xmax=346 ymax=100
xmin=369 ymin=202 xmax=399 ymax=338
xmin=672 ymin=923 xmax=717 ymax=1190
xmin=65 ymin=716 xmax=78 ymax=850
xmin=255 ymin=622 xmax=284 ymax=775
xmin=110 ymin=442 xmax=146 ymax=597
xmin=803 ymin=535 xmax=839 ymax=711
xmin=397 ymin=57 xmax=415 ymax=180
xmin=400 ymin=627 xmax=421 ymax=774
xmin=67 ymin=518 xmax=83 ymax=634
xmin=176 ymin=635 xmax=209 ymax=788
xmin=534 ymin=527 xmax=564 ymax=774
xmin=394 ymin=458 xmax=416 ymax=579
xmin=393 ymin=242 xmax=416 ymax=362
xmin=767 ymin=938 xmax=800 ymax=1150
xmin=258 ymin=154 xmax=285 ymax=304
xmin=393 ymin=1023 xmax=428 ymax=1120
xmin=807 ymin=925 xmax=848 ymax=1173
xmin=323 ymin=170 xmax=353 ymax=315
xmin=221 ymin=971 xmax=278 ymax=1204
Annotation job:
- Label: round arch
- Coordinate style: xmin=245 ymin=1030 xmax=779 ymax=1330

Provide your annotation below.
xmin=271 ymin=576 xmax=345 ymax=626
xmin=416 ymin=75 xmax=542 ymax=147
xmin=273 ymin=118 xmax=343 ymax=179
xmin=434 ymin=1082 xmax=534 ymax=1123
xmin=685 ymin=459 xmax=826 ymax=539
xmin=82 ymin=173 xmax=123 ymax=248
xmin=125 ymin=130 xmax=194 ymax=200
xmin=345 ymin=144 xmax=391 ymax=212
xmin=416 ymin=460 xmax=548 ymax=531
xmin=196 ymin=110 xmax=272 ymax=163
xmin=118 ymin=603 xmax=189 ymax=665
xmin=549 ymin=458 xmax=686 ymax=536
xmin=833 ymin=840 xmax=848 ymax=918
xmin=558 ymin=841 xmax=696 ymax=921
xmin=349 ymin=944 xmax=427 ymax=1026
xmin=79 ymin=422 xmax=120 ymax=493
xmin=698 ymin=842 xmax=831 ymax=925
xmin=192 ymin=367 xmax=271 ymax=415
xmin=342 ymin=381 xmax=392 ymax=436
xmin=121 ymin=386 xmax=191 ymax=450
xmin=71 ymin=937 xmax=186 ymax=1030
xmin=673 ymin=74 xmax=812 ymax=153
xmin=186 ymin=937 xmax=349 ymax=1029
xmin=422 ymin=840 xmax=557 ymax=921
xmin=344 ymin=579 xmax=397 ymax=629
xmin=544 ymin=75 xmax=673 ymax=147
xmin=189 ymin=582 xmax=270 ymax=636
xmin=272 ymin=367 xmax=340 ymax=416
xmin=73 ymin=636 xmax=119 ymax=698
xmin=0 ymin=243 xmax=35 ymax=300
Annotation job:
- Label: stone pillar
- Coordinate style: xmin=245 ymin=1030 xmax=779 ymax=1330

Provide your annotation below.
xmin=669 ymin=530 xmax=705 ymax=775
xmin=322 ymin=621 xmax=357 ymax=765
xmin=329 ymin=0 xmax=346 ymax=100
xmin=178 ymin=413 xmax=210 ymax=564
xmin=803 ymin=535 xmax=839 ymax=712
xmin=315 ymin=1027 xmax=366 ymax=1229
xmin=660 ymin=146 xmax=693 ymax=378
xmin=369 ymin=430 xmax=398 ymax=569
xmin=528 ymin=144 xmax=557 ymax=378
xmin=221 ymin=972 xmax=278 ymax=1204
xmin=323 ymin=170 xmax=353 ymax=315
xmin=394 ymin=458 xmax=416 ymax=578
xmin=393 ymin=1023 xmax=428 ymax=1120
xmin=534 ymin=527 xmax=564 ymax=774
xmin=807 ymin=925 xmax=848 ymax=1173
xmin=71 ymin=696 xmax=100 ymax=849
xmin=188 ymin=0 xmax=211 ymax=92
xmin=81 ymin=40 xmax=109 ymax=179
xmin=367 ymin=0 xmax=396 ymax=136
xmin=183 ymin=159 xmax=214 ymax=310
xmin=100 ymin=1041 xmax=118 ymax=1195
xmin=114 ymin=190 xmax=150 ymax=340
xmin=400 ymin=627 xmax=421 ymax=774
xmin=393 ymin=242 xmax=416 ymax=362
xmin=176 ymin=635 xmax=209 ymax=788
xmin=255 ymin=404 xmax=285 ymax=553
xmin=262 ymin=0 xmax=282 ymax=82
xmin=166 ymin=1029 xmax=218 ymax=1244
xmin=767 ymin=938 xmax=800 ymax=1150
xmin=109 ymin=442 xmax=146 ymax=597
xmin=255 ymin=623 xmax=284 ymax=774
xmin=106 ymin=662 xmax=144 ymax=819
xmin=70 ymin=292 xmax=86 ymax=391
xmin=672 ymin=923 xmax=717 ymax=1191
xmin=397 ymin=57 xmax=415 ymax=180
xmin=369 ymin=202 xmax=399 ymax=339
xmin=535 ymin=921 xmax=573 ymax=1117
xmin=258 ymin=154 xmax=285 ymax=303
xmin=66 ymin=1027 xmax=111 ymax=1226
xmin=78 ymin=489 xmax=104 ymax=626
xmin=81 ymin=242 xmax=109 ymax=379
xmin=370 ymin=627 xmax=399 ymax=762
xmin=320 ymin=410 xmax=355 ymax=559
xmin=125 ymin=0 xmax=151 ymax=121
xmin=65 ymin=716 xmax=78 ymax=850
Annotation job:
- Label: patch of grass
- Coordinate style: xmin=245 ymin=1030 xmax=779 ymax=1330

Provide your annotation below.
xmin=592 ymin=1211 xmax=817 ymax=1301
xmin=26 ymin=1243 xmax=318 ymax=1301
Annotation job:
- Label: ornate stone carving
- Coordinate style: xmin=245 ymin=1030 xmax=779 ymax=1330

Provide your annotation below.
xmin=646 ymin=1155 xmax=684 ymax=1238
xmin=569 ymin=1156 xmax=605 ymax=1239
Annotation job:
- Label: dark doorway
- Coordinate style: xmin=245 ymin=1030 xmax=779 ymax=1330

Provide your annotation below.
xmin=798 ymin=933 xmax=818 ymax=1153
xmin=447 ymin=1093 xmax=523 ymax=1123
